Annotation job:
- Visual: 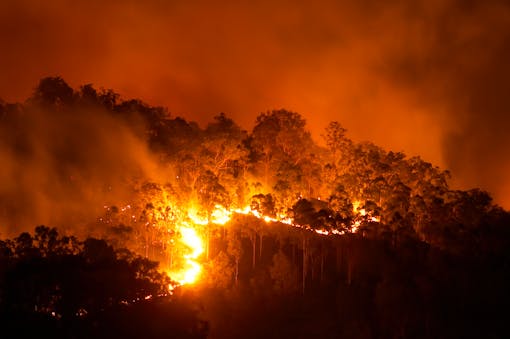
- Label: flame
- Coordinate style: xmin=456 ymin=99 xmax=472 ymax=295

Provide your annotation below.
xmin=187 ymin=208 xmax=208 ymax=225
xmin=352 ymin=200 xmax=362 ymax=213
xmin=210 ymin=205 xmax=232 ymax=225
xmin=234 ymin=206 xmax=280 ymax=223
xmin=181 ymin=226 xmax=204 ymax=259
xmin=263 ymin=215 xmax=273 ymax=223
xmin=352 ymin=221 xmax=361 ymax=233
xmin=139 ymin=199 xmax=378 ymax=287
xmin=187 ymin=205 xmax=233 ymax=225
xmin=278 ymin=216 xmax=293 ymax=225
xmin=166 ymin=204 xmax=232 ymax=287
xmin=170 ymin=225 xmax=204 ymax=285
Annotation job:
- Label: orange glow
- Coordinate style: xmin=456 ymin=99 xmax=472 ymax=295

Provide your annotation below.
xmin=170 ymin=225 xmax=204 ymax=285
xmin=210 ymin=205 xmax=232 ymax=225
xmin=187 ymin=208 xmax=208 ymax=225
xmin=263 ymin=215 xmax=273 ymax=223
xmin=162 ymin=201 xmax=375 ymax=286
xmin=352 ymin=200 xmax=362 ymax=213
xmin=187 ymin=205 xmax=233 ymax=225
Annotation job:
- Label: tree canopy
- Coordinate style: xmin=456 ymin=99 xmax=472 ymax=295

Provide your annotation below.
xmin=1 ymin=77 xmax=509 ymax=338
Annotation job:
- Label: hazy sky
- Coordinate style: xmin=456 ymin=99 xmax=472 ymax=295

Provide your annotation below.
xmin=1 ymin=0 xmax=509 ymax=207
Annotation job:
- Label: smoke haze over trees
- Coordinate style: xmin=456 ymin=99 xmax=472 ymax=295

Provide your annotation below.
xmin=1 ymin=76 xmax=507 ymax=240
xmin=0 ymin=78 xmax=161 ymax=235
xmin=0 ymin=77 xmax=509 ymax=338
xmin=1 ymin=0 xmax=510 ymax=208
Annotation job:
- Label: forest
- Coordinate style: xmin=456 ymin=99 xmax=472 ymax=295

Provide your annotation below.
xmin=1 ymin=77 xmax=509 ymax=338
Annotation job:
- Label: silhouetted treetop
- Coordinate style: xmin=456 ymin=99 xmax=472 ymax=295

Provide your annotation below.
xmin=31 ymin=76 xmax=74 ymax=108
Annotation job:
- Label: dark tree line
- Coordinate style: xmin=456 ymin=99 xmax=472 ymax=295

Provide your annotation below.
xmin=198 ymin=214 xmax=510 ymax=338
xmin=0 ymin=226 xmax=207 ymax=338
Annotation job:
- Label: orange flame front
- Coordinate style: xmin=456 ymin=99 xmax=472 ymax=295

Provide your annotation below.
xmin=168 ymin=224 xmax=204 ymax=286
xmin=163 ymin=202 xmax=373 ymax=287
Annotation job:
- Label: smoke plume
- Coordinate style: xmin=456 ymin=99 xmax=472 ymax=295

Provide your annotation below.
xmin=0 ymin=100 xmax=160 ymax=236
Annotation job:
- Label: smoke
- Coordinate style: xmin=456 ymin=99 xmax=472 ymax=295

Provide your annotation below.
xmin=0 ymin=101 xmax=161 ymax=237
xmin=0 ymin=0 xmax=509 ymax=207
xmin=376 ymin=0 xmax=510 ymax=206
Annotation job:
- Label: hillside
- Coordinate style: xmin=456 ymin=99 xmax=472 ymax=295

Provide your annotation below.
xmin=1 ymin=77 xmax=509 ymax=338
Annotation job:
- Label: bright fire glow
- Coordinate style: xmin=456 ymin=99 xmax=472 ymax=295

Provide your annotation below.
xmin=187 ymin=208 xmax=208 ymax=225
xmin=263 ymin=215 xmax=273 ymax=223
xmin=172 ymin=225 xmax=204 ymax=285
xmin=154 ymin=200 xmax=378 ymax=287
xmin=210 ymin=205 xmax=232 ymax=225
xmin=352 ymin=200 xmax=362 ymax=213
xmin=187 ymin=205 xmax=233 ymax=225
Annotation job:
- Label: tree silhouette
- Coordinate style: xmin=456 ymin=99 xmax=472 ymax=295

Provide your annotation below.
xmin=31 ymin=76 xmax=74 ymax=108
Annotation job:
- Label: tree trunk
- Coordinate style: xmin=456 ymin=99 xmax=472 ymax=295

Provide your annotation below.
xmin=336 ymin=244 xmax=341 ymax=274
xmin=252 ymin=233 xmax=256 ymax=269
xmin=151 ymin=229 xmax=155 ymax=259
xmin=145 ymin=229 xmax=149 ymax=258
xmin=320 ymin=245 xmax=324 ymax=284
xmin=206 ymin=226 xmax=210 ymax=260
xmin=347 ymin=259 xmax=352 ymax=285
xmin=169 ymin=246 xmax=173 ymax=269
xmin=235 ymin=257 xmax=239 ymax=285
xmin=259 ymin=234 xmax=263 ymax=260
xmin=292 ymin=243 xmax=296 ymax=264
xmin=302 ymin=237 xmax=307 ymax=294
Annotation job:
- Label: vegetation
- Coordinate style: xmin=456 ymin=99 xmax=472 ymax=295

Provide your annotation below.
xmin=0 ymin=226 xmax=206 ymax=338
xmin=0 ymin=76 xmax=509 ymax=338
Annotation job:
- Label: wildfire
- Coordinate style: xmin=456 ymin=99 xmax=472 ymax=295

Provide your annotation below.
xmin=167 ymin=204 xmax=232 ymax=287
xmin=210 ymin=205 xmax=232 ymax=225
xmin=170 ymin=225 xmax=204 ymax=286
xmin=187 ymin=205 xmax=232 ymax=225
xmin=187 ymin=208 xmax=208 ymax=225
xmin=156 ymin=201 xmax=378 ymax=287
xmin=351 ymin=200 xmax=380 ymax=233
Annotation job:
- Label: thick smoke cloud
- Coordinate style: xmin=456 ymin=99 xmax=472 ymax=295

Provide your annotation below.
xmin=0 ymin=102 xmax=160 ymax=236
xmin=0 ymin=0 xmax=509 ymax=207
xmin=378 ymin=0 xmax=510 ymax=205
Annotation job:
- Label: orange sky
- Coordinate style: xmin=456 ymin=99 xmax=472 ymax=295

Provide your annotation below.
xmin=1 ymin=0 xmax=509 ymax=208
